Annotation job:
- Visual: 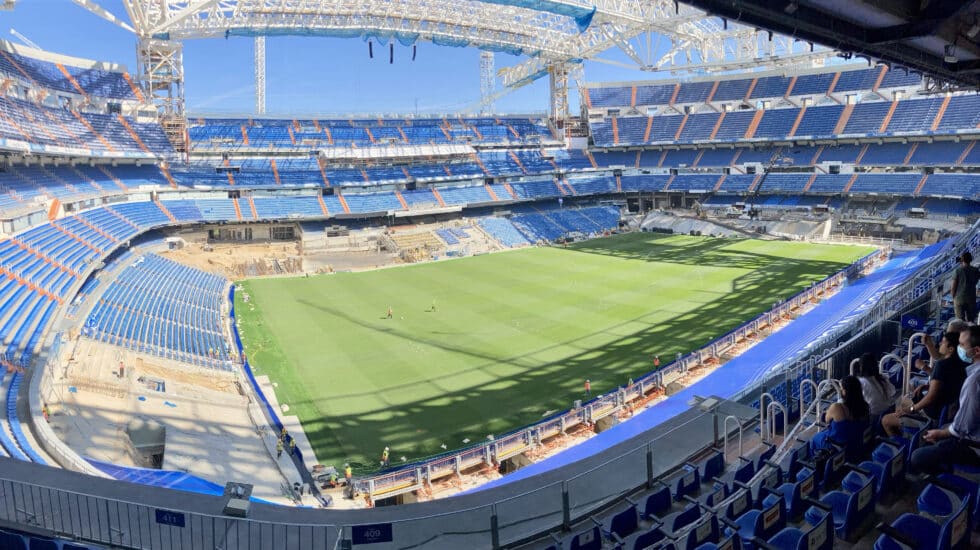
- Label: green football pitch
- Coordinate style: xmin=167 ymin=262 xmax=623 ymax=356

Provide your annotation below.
xmin=234 ymin=233 xmax=873 ymax=472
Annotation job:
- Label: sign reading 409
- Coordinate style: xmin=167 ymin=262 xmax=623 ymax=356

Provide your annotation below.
xmin=351 ymin=523 xmax=393 ymax=545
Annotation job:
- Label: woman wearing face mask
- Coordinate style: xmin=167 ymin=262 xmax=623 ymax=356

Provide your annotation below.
xmin=810 ymin=376 xmax=870 ymax=457
xmin=881 ymin=331 xmax=967 ymax=436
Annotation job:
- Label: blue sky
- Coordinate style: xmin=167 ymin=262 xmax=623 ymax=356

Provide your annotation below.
xmin=2 ymin=0 xmax=683 ymax=116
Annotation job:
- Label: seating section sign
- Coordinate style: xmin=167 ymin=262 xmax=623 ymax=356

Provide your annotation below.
xmin=351 ymin=523 xmax=393 ymax=545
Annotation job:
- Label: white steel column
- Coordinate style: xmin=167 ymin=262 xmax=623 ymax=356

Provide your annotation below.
xmin=255 ymin=36 xmax=266 ymax=115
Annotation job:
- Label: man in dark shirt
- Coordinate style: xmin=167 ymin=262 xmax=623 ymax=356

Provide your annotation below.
xmin=951 ymin=252 xmax=980 ymax=323
xmin=882 ymin=331 xmax=967 ymax=436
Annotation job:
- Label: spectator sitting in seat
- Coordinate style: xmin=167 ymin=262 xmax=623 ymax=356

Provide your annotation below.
xmin=911 ymin=326 xmax=980 ymax=475
xmin=810 ymin=375 xmax=870 ymax=455
xmin=856 ymin=352 xmax=897 ymax=416
xmin=882 ymin=331 xmax=967 ymax=437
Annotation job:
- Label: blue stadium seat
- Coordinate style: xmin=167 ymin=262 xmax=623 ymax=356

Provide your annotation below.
xmin=805 ymin=470 xmax=875 ymax=540
xmin=723 ymin=494 xmax=786 ymax=550
xmin=874 ymin=484 xmax=970 ymax=550
xmin=757 ymin=507 xmax=832 ymax=550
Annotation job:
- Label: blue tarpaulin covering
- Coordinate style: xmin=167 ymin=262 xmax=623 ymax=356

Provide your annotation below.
xmin=471 ymin=241 xmax=951 ymax=492
xmin=476 ymin=1 xmax=597 ymax=31
xmin=88 ymin=459 xmax=227 ymax=495
xmin=87 ymin=458 xmax=272 ymax=503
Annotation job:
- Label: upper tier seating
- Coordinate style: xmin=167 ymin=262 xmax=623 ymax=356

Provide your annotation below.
xmin=0 ymin=96 xmax=167 ymax=157
xmin=189 ymin=117 xmax=555 ymax=150
xmin=0 ymin=47 xmax=138 ymax=101
xmin=590 ymin=95 xmax=975 ymax=147
xmin=586 ymin=66 xmax=920 ymax=108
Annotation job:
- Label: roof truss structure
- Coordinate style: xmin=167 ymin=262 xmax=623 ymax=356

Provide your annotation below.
xmin=103 ymin=0 xmax=841 ymax=145
xmin=120 ymin=0 xmax=837 ymax=86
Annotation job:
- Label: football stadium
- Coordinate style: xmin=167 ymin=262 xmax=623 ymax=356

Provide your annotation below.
xmin=0 ymin=0 xmax=976 ymax=548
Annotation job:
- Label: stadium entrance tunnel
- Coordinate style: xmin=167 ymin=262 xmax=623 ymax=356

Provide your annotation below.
xmin=498 ymin=452 xmax=533 ymax=474
xmin=594 ymin=414 xmax=620 ymax=433
xmin=126 ymin=417 xmax=166 ymax=469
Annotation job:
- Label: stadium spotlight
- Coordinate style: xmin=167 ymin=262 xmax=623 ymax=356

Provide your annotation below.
xmin=967 ymin=19 xmax=980 ymax=39
xmin=784 ymin=2 xmax=799 ymax=15
xmin=944 ymin=44 xmax=958 ymax=64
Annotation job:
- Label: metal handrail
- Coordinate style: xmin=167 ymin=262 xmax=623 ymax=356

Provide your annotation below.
xmin=766 ymin=401 xmax=787 ymax=443
xmin=759 ymin=392 xmax=775 ymax=441
xmin=799 ymin=378 xmax=818 ymax=421
xmin=723 ymin=415 xmax=743 ymax=463
xmin=905 ymin=332 xmax=927 ymax=396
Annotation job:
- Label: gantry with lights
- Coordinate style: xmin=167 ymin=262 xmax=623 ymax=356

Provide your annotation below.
xmin=71 ymin=0 xmax=837 ymax=148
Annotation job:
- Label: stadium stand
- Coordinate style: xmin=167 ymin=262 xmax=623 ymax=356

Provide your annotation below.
xmin=0 ymin=42 xmax=138 ymax=101
xmin=0 ymin=28 xmax=977 ymax=550
xmin=85 ymin=253 xmax=231 ymax=368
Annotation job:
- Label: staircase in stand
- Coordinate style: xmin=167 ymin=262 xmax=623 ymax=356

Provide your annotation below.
xmin=802 ymin=173 xmax=818 ymax=193
xmin=832 ymin=104 xmax=855 ymax=134
xmin=508 ymin=151 xmax=527 ymax=175
xmin=931 ymin=96 xmax=952 ymax=131
xmin=336 ymin=193 xmax=351 ymax=214
xmin=316 ymin=194 xmax=330 ymax=216
xmin=429 ymin=187 xmax=447 ymax=207
xmin=155 ymin=199 xmax=177 ymax=222
xmin=913 ymin=174 xmax=929 ymax=196
xmin=270 ymin=159 xmax=281 ymax=185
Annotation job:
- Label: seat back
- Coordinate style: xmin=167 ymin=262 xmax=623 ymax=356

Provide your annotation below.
xmin=632 ymin=526 xmax=667 ymax=550
xmin=938 ymin=495 xmax=970 ymax=550
xmin=644 ymin=485 xmax=672 ymax=519
xmin=733 ymin=459 xmax=755 ymax=487
xmin=797 ymin=468 xmax=816 ymax=500
xmin=682 ymin=514 xmax=719 ymax=550
xmin=570 ymin=525 xmax=601 ymax=550
xmin=819 ymin=446 xmax=847 ymax=489
xmin=757 ymin=495 xmax=787 ymax=540
xmin=668 ymin=503 xmax=701 ymax=533
xmin=27 ymin=537 xmax=58 ymax=550
xmin=609 ymin=504 xmax=639 ymax=539
xmin=803 ymin=509 xmax=833 ymax=550
xmin=844 ymin=473 xmax=875 ymax=539
xmin=723 ymin=489 xmax=752 ymax=520
xmin=702 ymin=451 xmax=725 ymax=481
xmin=0 ymin=530 xmax=26 ymax=550
xmin=760 ymin=466 xmax=783 ymax=492
xmin=757 ymin=444 xmax=776 ymax=468
xmin=674 ymin=465 xmax=701 ymax=500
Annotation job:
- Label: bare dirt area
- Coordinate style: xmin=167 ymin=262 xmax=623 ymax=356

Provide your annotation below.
xmin=160 ymin=241 xmax=303 ymax=278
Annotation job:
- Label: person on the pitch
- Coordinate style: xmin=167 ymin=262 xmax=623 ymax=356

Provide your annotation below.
xmin=584 ymin=379 xmax=592 ymax=397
